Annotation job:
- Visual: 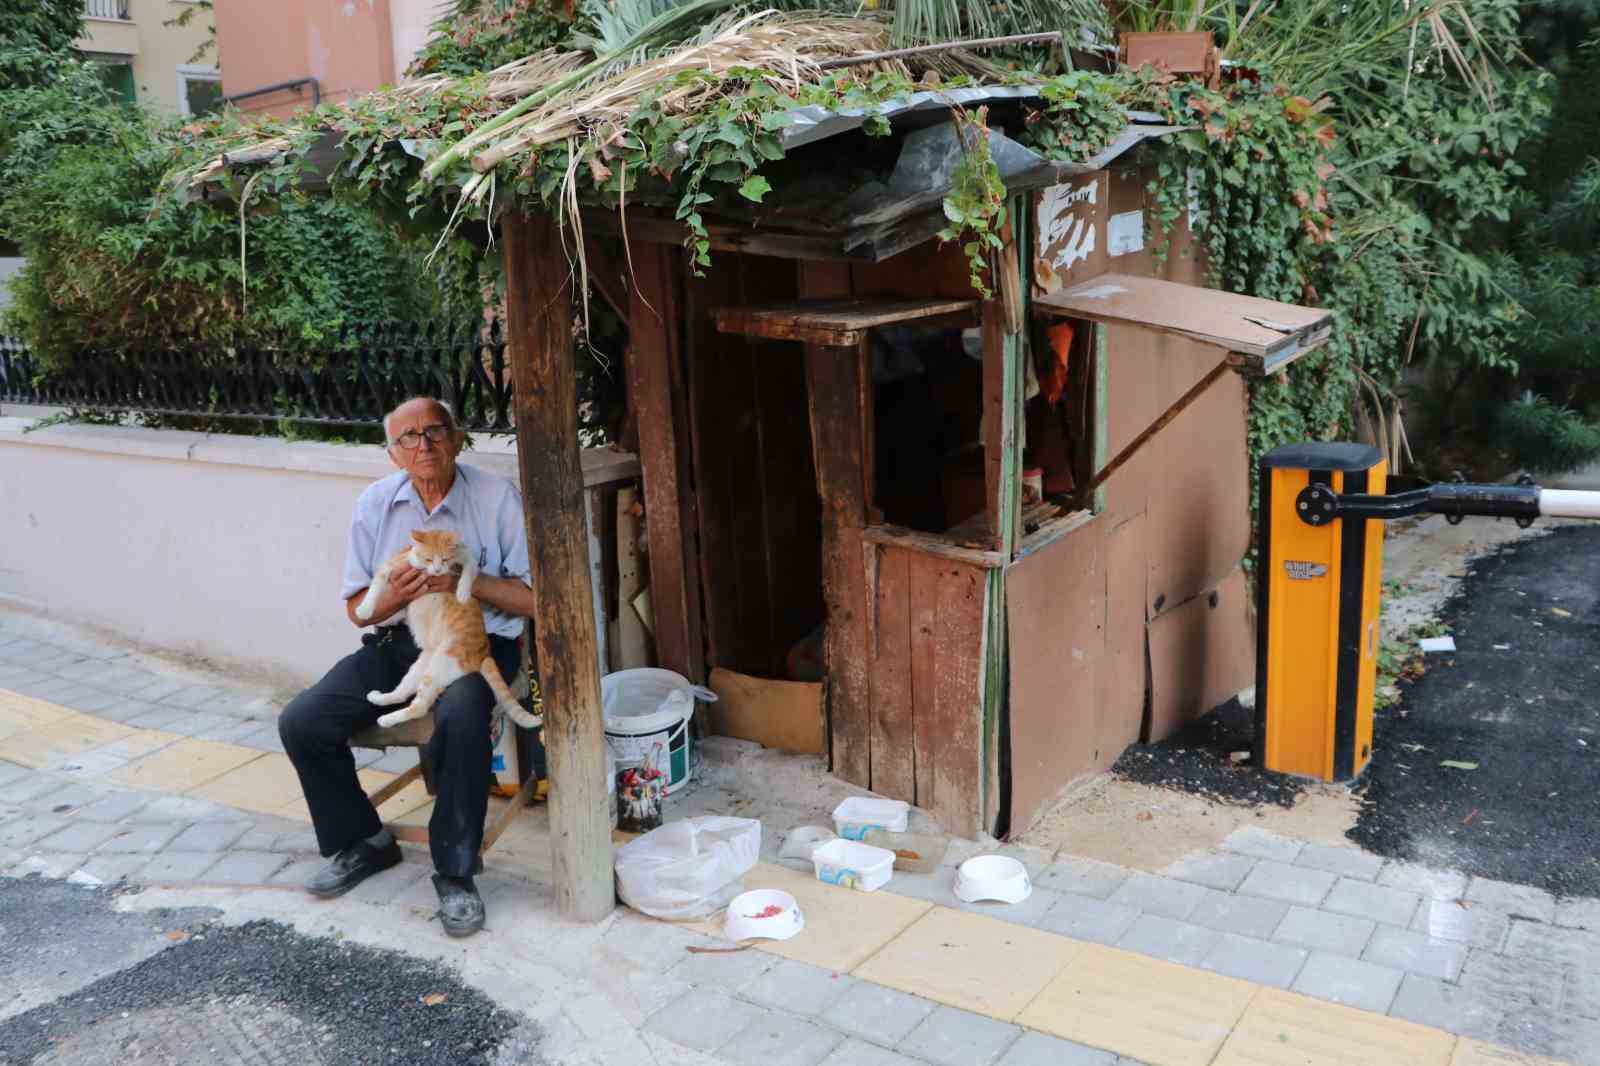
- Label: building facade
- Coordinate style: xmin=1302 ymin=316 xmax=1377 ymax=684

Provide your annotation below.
xmin=75 ymin=0 xmax=220 ymax=116
xmin=211 ymin=0 xmax=446 ymax=118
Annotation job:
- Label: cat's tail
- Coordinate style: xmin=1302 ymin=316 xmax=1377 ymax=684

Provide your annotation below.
xmin=481 ymin=657 xmax=543 ymax=729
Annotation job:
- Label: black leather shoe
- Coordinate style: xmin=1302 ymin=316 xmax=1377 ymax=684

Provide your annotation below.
xmin=306 ymin=838 xmax=402 ymax=898
xmin=433 ymin=874 xmax=486 ymax=937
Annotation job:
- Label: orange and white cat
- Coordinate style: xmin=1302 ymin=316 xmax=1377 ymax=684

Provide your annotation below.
xmin=355 ymin=529 xmax=542 ymax=730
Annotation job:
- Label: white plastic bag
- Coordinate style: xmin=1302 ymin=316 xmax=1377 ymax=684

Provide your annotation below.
xmin=614 ymin=816 xmax=761 ymax=919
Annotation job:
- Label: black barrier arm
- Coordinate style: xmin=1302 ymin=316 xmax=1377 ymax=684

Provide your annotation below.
xmin=1296 ymin=480 xmax=1541 ymax=529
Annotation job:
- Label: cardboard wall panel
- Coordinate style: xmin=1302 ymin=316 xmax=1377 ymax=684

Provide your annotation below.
xmin=1147 ymin=565 xmax=1254 ymax=739
xmin=1099 ymin=512 xmax=1149 ymax=763
xmin=1006 ymin=517 xmax=1108 ymax=833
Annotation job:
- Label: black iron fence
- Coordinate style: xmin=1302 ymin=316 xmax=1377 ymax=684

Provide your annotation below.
xmin=0 ymin=321 xmax=516 ymax=432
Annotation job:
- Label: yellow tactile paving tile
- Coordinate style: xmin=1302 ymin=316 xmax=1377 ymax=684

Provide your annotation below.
xmin=730 ymin=863 xmax=933 ymax=973
xmin=189 ymin=753 xmax=308 ymax=814
xmin=0 ymin=689 xmax=82 ymax=732
xmin=1213 ymin=988 xmax=1453 ymax=1066
xmin=278 ymin=768 xmax=432 ymax=824
xmin=93 ymin=729 xmax=183 ymax=762
xmin=1017 ymin=943 xmax=1258 ymax=1066
xmin=107 ymin=737 xmax=263 ymax=793
xmin=855 ymin=903 xmax=1082 ymax=1021
xmin=1451 ymin=1039 xmax=1572 ymax=1066
xmin=0 ymin=713 xmax=134 ymax=768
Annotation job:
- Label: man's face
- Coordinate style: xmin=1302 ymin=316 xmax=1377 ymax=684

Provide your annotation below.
xmin=386 ymin=400 xmax=463 ymax=482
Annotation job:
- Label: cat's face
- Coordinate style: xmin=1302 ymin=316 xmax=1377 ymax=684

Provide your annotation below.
xmin=408 ymin=530 xmax=460 ymax=576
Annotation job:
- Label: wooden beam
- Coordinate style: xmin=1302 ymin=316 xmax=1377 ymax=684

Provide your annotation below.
xmin=502 ymin=211 xmax=614 ymax=922
xmin=714 ymin=299 xmax=980 ymax=348
xmin=625 ymin=241 xmax=706 ymax=684
xmin=582 ymin=210 xmax=855 ymax=263
xmin=801 ymin=260 xmax=872 ymax=788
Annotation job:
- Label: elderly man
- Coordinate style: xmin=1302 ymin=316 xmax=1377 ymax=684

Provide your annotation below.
xmin=279 ymin=396 xmax=536 ymax=937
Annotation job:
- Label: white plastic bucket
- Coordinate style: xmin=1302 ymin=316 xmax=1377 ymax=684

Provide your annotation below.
xmin=601 ymin=668 xmax=716 ymax=795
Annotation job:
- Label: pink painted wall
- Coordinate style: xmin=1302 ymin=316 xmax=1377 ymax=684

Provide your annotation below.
xmin=214 ymin=0 xmax=397 ymax=117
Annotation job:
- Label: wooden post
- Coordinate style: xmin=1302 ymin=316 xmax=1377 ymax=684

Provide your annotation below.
xmin=502 ymin=211 xmax=613 ymax=922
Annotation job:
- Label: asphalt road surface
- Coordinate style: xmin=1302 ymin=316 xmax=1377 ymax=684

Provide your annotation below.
xmin=1351 ymin=524 xmax=1600 ymax=897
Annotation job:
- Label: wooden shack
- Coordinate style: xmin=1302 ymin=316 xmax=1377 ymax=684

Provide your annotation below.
xmin=583 ymin=105 xmax=1332 ymax=839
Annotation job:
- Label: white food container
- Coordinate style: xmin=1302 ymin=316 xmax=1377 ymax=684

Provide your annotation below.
xmin=724 ymin=888 xmax=805 ymax=942
xmin=831 ymin=797 xmax=910 ymax=841
xmin=953 ymin=855 xmax=1032 ymax=904
xmin=811 ymin=838 xmax=896 ymax=892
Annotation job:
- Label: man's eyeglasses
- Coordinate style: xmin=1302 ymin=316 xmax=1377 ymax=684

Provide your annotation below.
xmin=390 ymin=424 xmax=453 ymax=450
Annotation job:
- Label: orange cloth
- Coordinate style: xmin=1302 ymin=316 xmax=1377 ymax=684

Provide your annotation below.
xmin=1044 ymin=322 xmax=1074 ymax=408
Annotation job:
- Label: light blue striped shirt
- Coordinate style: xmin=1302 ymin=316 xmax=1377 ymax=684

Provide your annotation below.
xmin=341 ymin=463 xmax=530 ymax=639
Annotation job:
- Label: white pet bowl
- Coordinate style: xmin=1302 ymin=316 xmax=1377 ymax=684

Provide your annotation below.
xmin=953 ymin=855 xmax=1032 ymax=904
xmin=779 ymin=825 xmax=837 ymax=863
xmin=724 ymin=888 xmax=805 ymax=942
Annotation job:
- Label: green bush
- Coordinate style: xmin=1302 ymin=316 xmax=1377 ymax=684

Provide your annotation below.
xmin=1496 ymin=394 xmax=1600 ymax=473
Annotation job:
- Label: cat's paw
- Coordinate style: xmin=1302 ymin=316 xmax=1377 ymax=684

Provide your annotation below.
xmin=376 ymin=709 xmax=405 ymax=728
xmin=355 ymin=600 xmax=376 ymax=620
xmin=366 ymin=690 xmax=386 ymax=705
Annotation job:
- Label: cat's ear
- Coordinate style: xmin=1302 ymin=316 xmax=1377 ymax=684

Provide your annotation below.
xmin=409 ymin=530 xmax=424 ymax=543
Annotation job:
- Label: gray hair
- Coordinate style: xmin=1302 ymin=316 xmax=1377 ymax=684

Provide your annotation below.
xmin=382 ymin=397 xmax=458 ymax=444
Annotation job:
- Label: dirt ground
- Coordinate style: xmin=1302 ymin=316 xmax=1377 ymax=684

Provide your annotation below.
xmin=1016 ymin=513 xmax=1564 ymax=871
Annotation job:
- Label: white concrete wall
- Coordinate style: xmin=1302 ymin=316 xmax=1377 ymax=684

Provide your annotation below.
xmin=0 ymin=412 xmax=638 ymax=689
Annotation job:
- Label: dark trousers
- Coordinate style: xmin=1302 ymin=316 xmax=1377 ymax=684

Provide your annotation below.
xmin=278 ymin=627 xmax=522 ymax=878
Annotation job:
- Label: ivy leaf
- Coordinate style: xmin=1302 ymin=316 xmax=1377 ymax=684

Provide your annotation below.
xmin=737 ymin=175 xmax=771 ymax=203
xmin=943 ymin=200 xmax=966 ymax=224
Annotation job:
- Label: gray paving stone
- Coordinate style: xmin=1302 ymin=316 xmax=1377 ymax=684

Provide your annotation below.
xmin=121 ymin=676 xmax=193 ymax=702
xmin=1410 ymin=899 xmax=1512 ymax=952
xmin=885 ymin=870 xmax=960 ymax=908
xmin=1291 ymin=952 xmax=1403 ymax=1013
xmin=1294 ymin=844 xmax=1384 ymax=882
xmin=1457 ymin=950 xmax=1563 ymax=1009
xmin=901 ymin=1006 xmax=1020 ymax=1066
xmin=27 ymin=782 xmax=109 ymax=815
xmin=1035 ymin=856 xmax=1129 ymax=900
xmin=1465 ymin=878 xmax=1557 ymax=923
xmin=370 ymin=748 xmax=420 ymax=775
xmin=669 ymin=937 xmax=778 ymax=991
xmin=36 ymin=820 xmax=125 ymax=853
xmin=235 ymin=826 xmax=286 ymax=852
xmin=1558 ymin=967 xmax=1600 ymax=1022
xmin=0 ymin=773 xmax=60 ymax=804
xmin=1219 ymin=826 xmax=1305 ymax=863
xmin=1502 ymin=920 xmax=1600 ymax=969
xmin=1199 ymin=934 xmax=1308 ymax=989
xmin=997 ymin=1032 xmax=1115 ymax=1066
xmin=817 ymin=1038 xmax=928 ymax=1066
xmin=56 ymin=689 xmax=125 ymax=715
xmin=202 ymin=850 xmax=291 ymax=884
xmin=1037 ymin=894 xmax=1141 ymax=945
xmin=122 ymin=705 xmax=190 ymax=730
xmin=822 ymin=983 xmax=936 ymax=1046
xmin=1162 ymin=851 xmax=1257 ymax=892
xmin=47 ymin=749 xmax=129 ymax=779
xmin=1555 ymin=897 xmax=1600 ymax=931
xmin=237 ymin=724 xmax=288 ymax=753
xmin=78 ymin=851 xmax=151 ymax=885
xmin=1116 ymin=914 xmax=1222 ymax=967
xmin=135 ymin=795 xmax=242 ymax=824
xmin=1271 ymin=906 xmax=1376 ymax=957
xmin=0 ymin=813 xmax=71 ymax=849
xmin=1378 ymin=862 xmax=1469 ymax=901
xmin=10 ymin=851 xmax=91 ymax=879
xmin=1388 ymin=975 xmax=1506 ymax=1041
xmin=164 ymin=712 xmax=238 ymax=739
xmin=954 ymin=886 xmax=1062 ymax=928
xmin=93 ymin=699 xmax=169 ymax=725
xmin=165 ymin=821 xmax=251 ymax=852
xmin=0 ymin=761 xmax=31 ymax=788
xmin=645 ymin=989 xmax=765 ymax=1054
xmin=137 ymin=849 xmax=223 ymax=882
xmin=1362 ymin=925 xmax=1469 ymax=981
xmin=720 ymin=1012 xmax=845 ymax=1066
xmin=1107 ymin=872 xmax=1208 ymax=921
xmin=270 ymin=858 xmax=326 ymax=887
xmin=942 ymin=840 xmax=1054 ymax=878
xmin=50 ymin=659 xmax=119 ymax=685
xmin=273 ymin=829 xmax=321 ymax=854
xmin=194 ymin=719 xmax=265 ymax=745
xmin=95 ymin=822 xmax=184 ymax=855
xmin=1188 ymin=890 xmax=1291 ymax=940
xmin=1322 ymin=878 xmax=1421 ymax=928
xmin=347 ymin=859 xmax=430 ymax=904
xmin=743 ymin=959 xmax=855 ymax=1017
xmin=11 ymin=677 xmax=90 ymax=703
xmin=1237 ymin=861 xmax=1337 ymax=908
xmin=161 ymin=684 xmax=231 ymax=711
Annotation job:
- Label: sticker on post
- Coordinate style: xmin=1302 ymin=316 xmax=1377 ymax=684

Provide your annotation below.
xmin=1284 ymin=560 xmax=1328 ymax=581
xmin=1108 ymin=210 xmax=1145 ymax=256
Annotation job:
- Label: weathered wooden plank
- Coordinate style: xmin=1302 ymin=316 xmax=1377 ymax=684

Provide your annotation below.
xmin=502 ymin=210 xmax=613 ymax=921
xmin=909 ymin=553 xmax=940 ymax=807
xmin=625 ymin=241 xmax=705 ymax=685
xmin=715 ymin=299 xmax=979 ymax=348
xmin=581 ymin=209 xmax=855 ymax=263
xmin=801 ymin=261 xmax=871 ymax=787
xmin=931 ymin=561 xmax=985 ymax=837
xmin=870 ymin=546 xmax=915 ymax=803
xmin=862 ymin=524 xmax=1006 ymax=569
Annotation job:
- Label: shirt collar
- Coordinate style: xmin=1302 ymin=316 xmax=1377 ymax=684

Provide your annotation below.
xmin=393 ymin=466 xmax=468 ymax=518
